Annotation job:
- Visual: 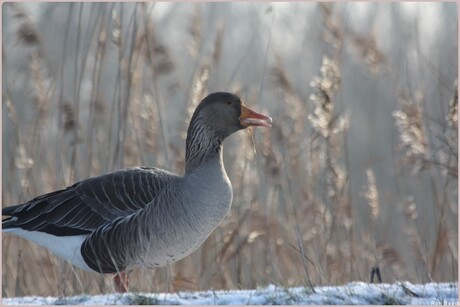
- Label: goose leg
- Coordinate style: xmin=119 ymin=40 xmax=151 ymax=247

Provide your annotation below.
xmin=113 ymin=272 xmax=129 ymax=293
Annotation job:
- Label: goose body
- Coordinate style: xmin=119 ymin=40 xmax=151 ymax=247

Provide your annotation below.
xmin=2 ymin=92 xmax=272 ymax=288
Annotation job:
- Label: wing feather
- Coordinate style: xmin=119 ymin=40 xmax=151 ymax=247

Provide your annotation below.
xmin=2 ymin=167 xmax=177 ymax=237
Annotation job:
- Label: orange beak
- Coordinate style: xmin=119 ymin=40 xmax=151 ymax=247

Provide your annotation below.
xmin=239 ymin=104 xmax=272 ymax=127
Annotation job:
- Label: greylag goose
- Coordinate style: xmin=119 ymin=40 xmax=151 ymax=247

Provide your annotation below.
xmin=2 ymin=92 xmax=272 ymax=293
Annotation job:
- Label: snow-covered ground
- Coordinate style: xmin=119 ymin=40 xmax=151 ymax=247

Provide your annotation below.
xmin=2 ymin=282 xmax=458 ymax=305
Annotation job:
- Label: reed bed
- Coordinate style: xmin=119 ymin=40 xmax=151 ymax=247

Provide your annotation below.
xmin=2 ymin=2 xmax=457 ymax=296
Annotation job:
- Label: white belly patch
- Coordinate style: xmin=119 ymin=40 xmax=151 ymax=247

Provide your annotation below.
xmin=4 ymin=229 xmax=93 ymax=272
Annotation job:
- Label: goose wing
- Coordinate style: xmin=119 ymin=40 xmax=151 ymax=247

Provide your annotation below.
xmin=2 ymin=167 xmax=177 ymax=236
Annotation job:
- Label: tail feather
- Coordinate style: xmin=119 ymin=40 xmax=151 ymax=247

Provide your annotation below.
xmin=2 ymin=204 xmax=24 ymax=216
xmin=2 ymin=215 xmax=19 ymax=230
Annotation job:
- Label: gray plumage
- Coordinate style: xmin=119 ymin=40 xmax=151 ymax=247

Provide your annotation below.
xmin=2 ymin=92 xmax=272 ymax=275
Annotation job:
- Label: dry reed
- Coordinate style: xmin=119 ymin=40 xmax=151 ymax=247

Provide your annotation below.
xmin=2 ymin=3 xmax=457 ymax=297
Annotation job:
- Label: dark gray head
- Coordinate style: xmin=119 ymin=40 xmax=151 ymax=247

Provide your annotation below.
xmin=185 ymin=92 xmax=272 ymax=173
xmin=189 ymin=92 xmax=272 ymax=140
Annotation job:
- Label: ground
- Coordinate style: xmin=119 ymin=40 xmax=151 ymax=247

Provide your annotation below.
xmin=2 ymin=282 xmax=458 ymax=305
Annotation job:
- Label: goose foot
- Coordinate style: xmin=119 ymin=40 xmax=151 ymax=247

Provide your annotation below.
xmin=113 ymin=272 xmax=129 ymax=293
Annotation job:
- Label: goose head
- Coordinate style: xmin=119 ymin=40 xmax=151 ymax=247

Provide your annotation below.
xmin=185 ymin=92 xmax=272 ymax=173
xmin=189 ymin=92 xmax=272 ymax=140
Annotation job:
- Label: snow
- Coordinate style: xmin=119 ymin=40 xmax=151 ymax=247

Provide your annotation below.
xmin=2 ymin=282 xmax=458 ymax=305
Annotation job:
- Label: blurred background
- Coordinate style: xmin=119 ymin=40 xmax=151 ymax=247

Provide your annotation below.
xmin=2 ymin=2 xmax=458 ymax=297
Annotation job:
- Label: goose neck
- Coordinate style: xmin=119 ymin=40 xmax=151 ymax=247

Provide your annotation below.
xmin=184 ymin=118 xmax=223 ymax=174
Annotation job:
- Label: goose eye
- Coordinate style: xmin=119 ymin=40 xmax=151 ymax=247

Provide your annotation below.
xmin=226 ymin=101 xmax=232 ymax=105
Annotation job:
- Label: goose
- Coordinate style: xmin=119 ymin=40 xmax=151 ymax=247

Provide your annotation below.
xmin=2 ymin=92 xmax=272 ymax=293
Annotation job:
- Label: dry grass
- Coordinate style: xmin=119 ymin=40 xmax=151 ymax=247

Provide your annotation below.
xmin=2 ymin=3 xmax=457 ymax=296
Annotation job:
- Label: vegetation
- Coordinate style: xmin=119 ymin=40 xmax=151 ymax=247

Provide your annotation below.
xmin=2 ymin=2 xmax=457 ymax=296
